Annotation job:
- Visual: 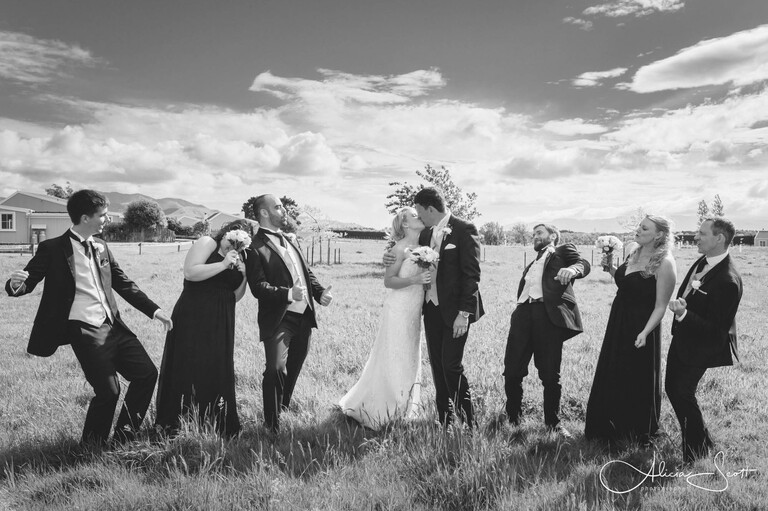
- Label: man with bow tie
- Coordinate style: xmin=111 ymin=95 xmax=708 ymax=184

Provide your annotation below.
xmin=667 ymin=217 xmax=743 ymax=463
xmin=502 ymin=223 xmax=590 ymax=438
xmin=5 ymin=189 xmax=173 ymax=446
xmin=245 ymin=194 xmax=333 ymax=432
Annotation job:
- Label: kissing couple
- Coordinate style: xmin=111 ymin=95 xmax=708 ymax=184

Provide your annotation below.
xmin=339 ymin=187 xmax=484 ymax=430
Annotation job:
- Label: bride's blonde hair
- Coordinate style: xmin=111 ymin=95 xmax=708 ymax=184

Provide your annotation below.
xmin=389 ymin=207 xmax=415 ymax=242
xmin=629 ymin=214 xmax=673 ymax=276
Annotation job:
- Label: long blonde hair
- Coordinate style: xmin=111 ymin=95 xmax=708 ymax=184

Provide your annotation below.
xmin=629 ymin=215 xmax=672 ymax=276
xmin=389 ymin=207 xmax=415 ymax=242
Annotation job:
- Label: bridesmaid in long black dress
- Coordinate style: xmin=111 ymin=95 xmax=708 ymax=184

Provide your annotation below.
xmin=585 ymin=215 xmax=676 ymax=444
xmin=155 ymin=220 xmax=252 ymax=437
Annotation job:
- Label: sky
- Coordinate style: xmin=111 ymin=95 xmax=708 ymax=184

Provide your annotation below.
xmin=2 ymin=0 xmax=768 ymax=231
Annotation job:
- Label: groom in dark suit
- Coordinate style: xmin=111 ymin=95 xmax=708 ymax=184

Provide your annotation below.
xmin=246 ymin=194 xmax=333 ymax=432
xmin=667 ymin=217 xmax=743 ymax=463
xmin=5 ymin=189 xmax=173 ymax=446
xmin=413 ymin=187 xmax=484 ymax=427
xmin=503 ymin=224 xmax=590 ymax=437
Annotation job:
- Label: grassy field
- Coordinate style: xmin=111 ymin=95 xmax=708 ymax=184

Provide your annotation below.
xmin=0 ymin=240 xmax=766 ymax=510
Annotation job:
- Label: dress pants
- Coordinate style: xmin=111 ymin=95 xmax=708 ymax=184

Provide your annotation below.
xmin=262 ymin=310 xmax=312 ymax=431
xmin=69 ymin=319 xmax=158 ymax=445
xmin=423 ymin=301 xmax=474 ymax=427
xmin=665 ymin=346 xmax=713 ymax=463
xmin=504 ymin=301 xmax=567 ymax=427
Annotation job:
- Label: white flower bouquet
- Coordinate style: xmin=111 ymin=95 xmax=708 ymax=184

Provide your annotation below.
xmin=224 ymin=229 xmax=252 ymax=268
xmin=409 ymin=246 xmax=440 ymax=290
xmin=595 ymin=235 xmax=623 ymax=271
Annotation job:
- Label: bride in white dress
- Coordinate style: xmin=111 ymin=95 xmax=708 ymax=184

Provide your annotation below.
xmin=339 ymin=207 xmax=431 ymax=430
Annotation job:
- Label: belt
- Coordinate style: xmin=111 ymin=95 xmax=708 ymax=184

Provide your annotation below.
xmin=521 ymin=297 xmax=544 ymax=303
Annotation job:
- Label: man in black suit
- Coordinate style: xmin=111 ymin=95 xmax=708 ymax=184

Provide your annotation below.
xmin=503 ymin=223 xmax=590 ymax=437
xmin=5 ymin=189 xmax=173 ymax=446
xmin=246 ymin=194 xmax=333 ymax=432
xmin=667 ymin=217 xmax=743 ymax=463
xmin=413 ymin=187 xmax=484 ymax=427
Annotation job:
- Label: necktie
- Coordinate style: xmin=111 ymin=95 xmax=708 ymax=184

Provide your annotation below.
xmin=536 ymin=249 xmax=547 ymax=261
xmin=694 ymin=258 xmax=707 ymax=274
xmin=82 ymin=240 xmax=93 ymax=259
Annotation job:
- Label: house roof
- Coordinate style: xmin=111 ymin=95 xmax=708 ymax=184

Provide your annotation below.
xmin=0 ymin=204 xmax=33 ymax=212
xmin=755 ymin=230 xmax=768 ymax=238
xmin=0 ymin=190 xmax=69 ymax=206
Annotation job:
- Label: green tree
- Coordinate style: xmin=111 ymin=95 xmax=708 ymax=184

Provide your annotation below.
xmin=192 ymin=219 xmax=210 ymax=238
xmin=479 ymin=221 xmax=505 ymax=245
xmin=697 ymin=199 xmax=710 ymax=225
xmin=508 ymin=222 xmax=530 ymax=245
xmin=45 ymin=182 xmax=74 ymax=199
xmin=123 ymin=199 xmax=167 ymax=231
xmin=386 ymin=164 xmax=479 ymax=221
xmin=711 ymin=194 xmax=724 ymax=217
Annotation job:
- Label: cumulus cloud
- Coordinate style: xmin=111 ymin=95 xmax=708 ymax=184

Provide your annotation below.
xmin=496 ymin=147 xmax=604 ymax=179
xmin=572 ymin=67 xmax=628 ymax=87
xmin=0 ymin=30 xmax=102 ymax=85
xmin=748 ymin=181 xmax=768 ymax=198
xmin=584 ymin=0 xmax=684 ymax=19
xmin=628 ymin=24 xmax=768 ymax=93
xmin=562 ymin=17 xmax=594 ymax=31
xmin=250 ymin=68 xmax=445 ymax=105
xmin=541 ymin=118 xmax=609 ymax=136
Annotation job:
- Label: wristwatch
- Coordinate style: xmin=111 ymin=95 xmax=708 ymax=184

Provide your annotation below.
xmin=459 ymin=311 xmax=470 ymax=320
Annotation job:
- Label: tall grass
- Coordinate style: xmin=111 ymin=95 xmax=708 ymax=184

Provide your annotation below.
xmin=0 ymin=241 xmax=765 ymax=510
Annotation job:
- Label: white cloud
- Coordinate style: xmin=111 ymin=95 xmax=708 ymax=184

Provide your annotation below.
xmin=584 ymin=0 xmax=684 ymax=19
xmin=572 ymin=67 xmax=628 ymax=87
xmin=542 ymin=118 xmax=609 ymax=136
xmin=0 ymin=31 xmax=102 ymax=85
xmin=562 ymin=17 xmax=594 ymax=31
xmin=628 ymin=24 xmax=768 ymax=93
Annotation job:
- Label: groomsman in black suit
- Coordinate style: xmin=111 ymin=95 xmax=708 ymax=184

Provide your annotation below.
xmin=246 ymin=194 xmax=333 ymax=432
xmin=667 ymin=217 xmax=743 ymax=463
xmin=503 ymin=224 xmax=590 ymax=437
xmin=5 ymin=189 xmax=173 ymax=446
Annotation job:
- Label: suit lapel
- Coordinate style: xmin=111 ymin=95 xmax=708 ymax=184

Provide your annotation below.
xmin=259 ymin=230 xmax=292 ymax=274
xmin=62 ymin=233 xmax=76 ymax=280
xmin=678 ymin=255 xmax=705 ymax=298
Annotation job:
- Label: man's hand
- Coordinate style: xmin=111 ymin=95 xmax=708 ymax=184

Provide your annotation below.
xmin=9 ymin=270 xmax=29 ymax=289
xmin=668 ymin=297 xmax=687 ymax=317
xmin=382 ymin=251 xmax=396 ymax=267
xmin=554 ymin=267 xmax=577 ymax=285
xmin=320 ymin=284 xmax=333 ymax=306
xmin=291 ymin=284 xmax=307 ymax=302
xmin=154 ymin=310 xmax=173 ymax=332
xmin=452 ymin=313 xmax=469 ymax=339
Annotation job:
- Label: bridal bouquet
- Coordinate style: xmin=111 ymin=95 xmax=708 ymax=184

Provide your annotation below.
xmin=409 ymin=246 xmax=439 ymax=290
xmin=224 ymin=229 xmax=252 ymax=268
xmin=595 ymin=235 xmax=623 ymax=271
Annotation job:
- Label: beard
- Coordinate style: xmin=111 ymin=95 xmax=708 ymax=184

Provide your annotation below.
xmin=533 ymin=239 xmax=548 ymax=251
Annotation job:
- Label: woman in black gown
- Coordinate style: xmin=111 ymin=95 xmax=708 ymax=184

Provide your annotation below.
xmin=585 ymin=215 xmax=676 ymax=444
xmin=155 ymin=220 xmax=252 ymax=437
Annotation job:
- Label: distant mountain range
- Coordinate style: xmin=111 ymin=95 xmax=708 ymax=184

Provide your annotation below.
xmin=103 ymin=192 xmax=216 ymax=216
xmin=102 ymin=191 xmax=375 ymax=230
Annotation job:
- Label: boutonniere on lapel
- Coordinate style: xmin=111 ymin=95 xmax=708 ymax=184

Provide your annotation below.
xmin=440 ymin=225 xmax=452 ymax=237
xmin=284 ymin=232 xmax=298 ymax=245
xmin=690 ymin=279 xmax=708 ymax=296
xmin=91 ymin=242 xmax=109 ymax=266
xmin=544 ymin=245 xmax=556 ymax=256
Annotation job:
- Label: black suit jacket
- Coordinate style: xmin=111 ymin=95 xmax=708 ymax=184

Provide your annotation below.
xmin=4 ymin=233 xmax=160 ymax=357
xmin=516 ymin=243 xmax=590 ymax=341
xmin=670 ymin=254 xmax=742 ymax=368
xmin=418 ymin=215 xmax=484 ymax=327
xmin=246 ymin=229 xmax=325 ymax=341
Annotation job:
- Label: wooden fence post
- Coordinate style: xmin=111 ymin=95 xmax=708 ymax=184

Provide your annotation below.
xmin=139 ymin=242 xmax=142 ymax=255
xmin=327 ymin=241 xmax=331 ymax=265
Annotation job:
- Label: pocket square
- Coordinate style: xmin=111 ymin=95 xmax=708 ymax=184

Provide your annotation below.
xmin=99 ymin=259 xmax=109 ymax=267
xmin=444 ymin=244 xmax=457 ymax=250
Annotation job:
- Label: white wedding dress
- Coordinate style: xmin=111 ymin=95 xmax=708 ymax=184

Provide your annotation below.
xmin=339 ymin=257 xmax=423 ymax=430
